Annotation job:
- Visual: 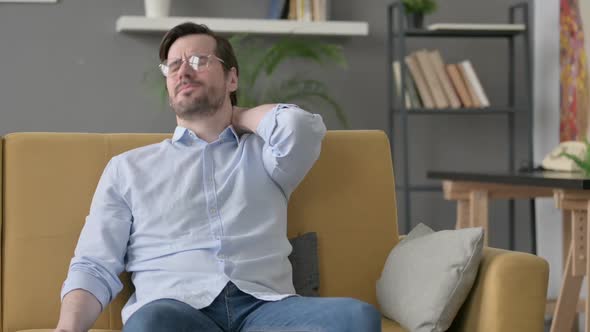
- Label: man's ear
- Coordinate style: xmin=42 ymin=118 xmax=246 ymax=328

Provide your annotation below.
xmin=227 ymin=67 xmax=238 ymax=93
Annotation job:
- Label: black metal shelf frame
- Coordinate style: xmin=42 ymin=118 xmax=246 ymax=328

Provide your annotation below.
xmin=386 ymin=1 xmax=535 ymax=252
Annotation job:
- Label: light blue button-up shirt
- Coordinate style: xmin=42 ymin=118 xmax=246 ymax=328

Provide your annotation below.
xmin=61 ymin=104 xmax=326 ymax=323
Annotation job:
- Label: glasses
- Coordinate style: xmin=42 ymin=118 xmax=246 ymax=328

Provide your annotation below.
xmin=159 ymin=54 xmax=225 ymax=77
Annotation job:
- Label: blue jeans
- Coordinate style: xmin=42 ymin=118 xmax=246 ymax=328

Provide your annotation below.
xmin=123 ymin=282 xmax=381 ymax=332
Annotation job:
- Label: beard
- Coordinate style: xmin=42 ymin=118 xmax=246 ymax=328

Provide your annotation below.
xmin=170 ymin=80 xmax=226 ymax=120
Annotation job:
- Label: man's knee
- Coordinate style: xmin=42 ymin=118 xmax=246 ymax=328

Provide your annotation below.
xmin=123 ymin=299 xmax=196 ymax=332
xmin=337 ymin=298 xmax=381 ymax=329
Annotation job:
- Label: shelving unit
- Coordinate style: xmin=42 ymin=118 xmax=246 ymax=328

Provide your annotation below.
xmin=386 ymin=1 xmax=534 ymax=251
xmin=116 ymin=16 xmax=369 ymax=36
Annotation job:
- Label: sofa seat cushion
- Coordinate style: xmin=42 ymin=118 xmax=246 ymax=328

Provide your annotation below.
xmin=382 ymin=317 xmax=408 ymax=332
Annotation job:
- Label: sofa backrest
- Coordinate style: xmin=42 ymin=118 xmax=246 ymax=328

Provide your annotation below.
xmin=1 ymin=131 xmax=399 ymax=331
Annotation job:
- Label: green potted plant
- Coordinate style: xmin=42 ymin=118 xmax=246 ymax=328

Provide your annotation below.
xmin=143 ymin=35 xmax=350 ymax=129
xmin=229 ymin=35 xmax=349 ymax=128
xmin=402 ymin=0 xmax=437 ymax=29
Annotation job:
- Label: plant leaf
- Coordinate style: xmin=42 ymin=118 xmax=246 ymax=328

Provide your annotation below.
xmin=228 ymin=35 xmax=350 ymax=127
xmin=262 ymin=38 xmax=347 ymax=76
xmin=561 ymin=152 xmax=590 ymax=175
xmin=142 ymin=66 xmax=168 ymax=109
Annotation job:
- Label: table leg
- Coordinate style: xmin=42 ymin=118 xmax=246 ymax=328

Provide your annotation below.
xmin=563 ymin=210 xmax=579 ymax=332
xmin=565 ymin=210 xmax=573 ymax=270
xmin=469 ymin=190 xmax=489 ymax=245
xmin=585 ymin=205 xmax=590 ymax=332
xmin=551 ymin=215 xmax=585 ymax=332
xmin=456 ymin=200 xmax=470 ymax=229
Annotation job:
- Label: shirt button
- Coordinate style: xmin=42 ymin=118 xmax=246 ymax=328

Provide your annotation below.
xmin=210 ymin=208 xmax=216 ymax=214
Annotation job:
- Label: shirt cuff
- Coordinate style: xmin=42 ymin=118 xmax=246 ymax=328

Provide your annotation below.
xmin=256 ymin=104 xmax=293 ymax=141
xmin=61 ymin=270 xmax=111 ymax=311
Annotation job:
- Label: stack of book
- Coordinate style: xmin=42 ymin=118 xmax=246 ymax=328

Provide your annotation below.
xmin=268 ymin=0 xmax=329 ymax=21
xmin=393 ymin=49 xmax=490 ymax=109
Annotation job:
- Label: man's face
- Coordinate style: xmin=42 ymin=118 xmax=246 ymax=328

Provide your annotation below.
xmin=165 ymin=34 xmax=237 ymax=119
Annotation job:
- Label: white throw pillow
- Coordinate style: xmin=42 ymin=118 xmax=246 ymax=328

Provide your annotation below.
xmin=376 ymin=223 xmax=484 ymax=332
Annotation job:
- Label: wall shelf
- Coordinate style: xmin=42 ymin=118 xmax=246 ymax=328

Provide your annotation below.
xmin=116 ymin=16 xmax=369 ymax=36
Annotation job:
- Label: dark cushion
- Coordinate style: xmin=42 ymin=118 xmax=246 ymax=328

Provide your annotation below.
xmin=288 ymin=232 xmax=320 ymax=297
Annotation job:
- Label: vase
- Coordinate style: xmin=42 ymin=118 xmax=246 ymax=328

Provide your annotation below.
xmin=144 ymin=0 xmax=172 ymax=18
xmin=406 ymin=13 xmax=424 ymax=29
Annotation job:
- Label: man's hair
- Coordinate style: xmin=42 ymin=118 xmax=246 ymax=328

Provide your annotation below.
xmin=159 ymin=22 xmax=239 ymax=106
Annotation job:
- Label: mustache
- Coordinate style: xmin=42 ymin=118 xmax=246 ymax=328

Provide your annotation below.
xmin=175 ymin=79 xmax=204 ymax=94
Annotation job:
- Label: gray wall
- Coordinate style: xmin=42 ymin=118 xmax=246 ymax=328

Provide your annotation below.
xmin=0 ymin=0 xmax=535 ymax=249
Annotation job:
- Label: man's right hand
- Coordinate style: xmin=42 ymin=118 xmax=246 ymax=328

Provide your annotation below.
xmin=54 ymin=289 xmax=102 ymax=332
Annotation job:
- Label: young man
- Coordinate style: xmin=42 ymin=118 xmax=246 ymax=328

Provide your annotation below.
xmin=55 ymin=23 xmax=381 ymax=332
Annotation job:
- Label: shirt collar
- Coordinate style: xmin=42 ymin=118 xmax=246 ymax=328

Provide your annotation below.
xmin=172 ymin=125 xmax=240 ymax=144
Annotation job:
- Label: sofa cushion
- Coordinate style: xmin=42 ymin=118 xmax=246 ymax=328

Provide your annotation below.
xmin=376 ymin=223 xmax=484 ymax=332
xmin=289 ymin=232 xmax=320 ymax=296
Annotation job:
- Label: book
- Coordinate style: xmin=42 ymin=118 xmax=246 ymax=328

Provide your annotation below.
xmin=427 ymin=23 xmax=526 ymax=32
xmin=288 ymin=0 xmax=297 ymax=20
xmin=312 ymin=0 xmax=329 ymax=21
xmin=404 ymin=66 xmax=422 ymax=108
xmin=280 ymin=0 xmax=290 ymax=19
xmin=457 ymin=63 xmax=481 ymax=107
xmin=268 ymin=0 xmax=287 ymax=19
xmin=312 ymin=0 xmax=321 ymax=21
xmin=302 ymin=0 xmax=313 ymax=21
xmin=321 ymin=0 xmax=330 ymax=21
xmin=414 ymin=50 xmax=449 ymax=109
xmin=393 ymin=61 xmax=412 ymax=108
xmin=429 ymin=50 xmax=461 ymax=109
xmin=446 ymin=64 xmax=473 ymax=108
xmin=405 ymin=55 xmax=434 ymax=109
xmin=459 ymin=60 xmax=490 ymax=107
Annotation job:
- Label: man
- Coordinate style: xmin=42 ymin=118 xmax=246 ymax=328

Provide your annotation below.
xmin=54 ymin=22 xmax=381 ymax=332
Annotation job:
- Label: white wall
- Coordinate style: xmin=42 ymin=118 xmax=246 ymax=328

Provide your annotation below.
xmin=535 ymin=1 xmax=590 ymax=329
xmin=533 ymin=0 xmax=560 ymax=302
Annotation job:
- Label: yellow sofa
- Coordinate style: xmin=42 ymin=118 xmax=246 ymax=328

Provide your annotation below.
xmin=1 ymin=131 xmax=548 ymax=332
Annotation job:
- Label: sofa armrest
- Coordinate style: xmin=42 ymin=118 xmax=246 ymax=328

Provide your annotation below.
xmin=450 ymin=247 xmax=549 ymax=332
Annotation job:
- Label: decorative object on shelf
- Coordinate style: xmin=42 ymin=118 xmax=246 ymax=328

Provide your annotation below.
xmin=229 ymin=34 xmax=350 ymax=128
xmin=401 ymin=0 xmax=437 ymax=29
xmin=554 ymin=140 xmax=590 ymax=175
xmin=142 ymin=34 xmax=350 ymax=128
xmin=426 ymin=23 xmax=525 ymax=32
xmin=144 ymin=0 xmax=171 ymax=18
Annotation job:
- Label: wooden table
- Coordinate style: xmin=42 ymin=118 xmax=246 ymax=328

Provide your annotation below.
xmin=428 ymin=170 xmax=590 ymax=332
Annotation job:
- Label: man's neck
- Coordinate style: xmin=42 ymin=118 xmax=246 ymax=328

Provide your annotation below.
xmin=176 ymin=106 xmax=233 ymax=143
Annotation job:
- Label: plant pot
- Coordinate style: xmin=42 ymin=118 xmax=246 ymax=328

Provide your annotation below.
xmin=406 ymin=13 xmax=424 ymax=29
xmin=144 ymin=0 xmax=172 ymax=18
